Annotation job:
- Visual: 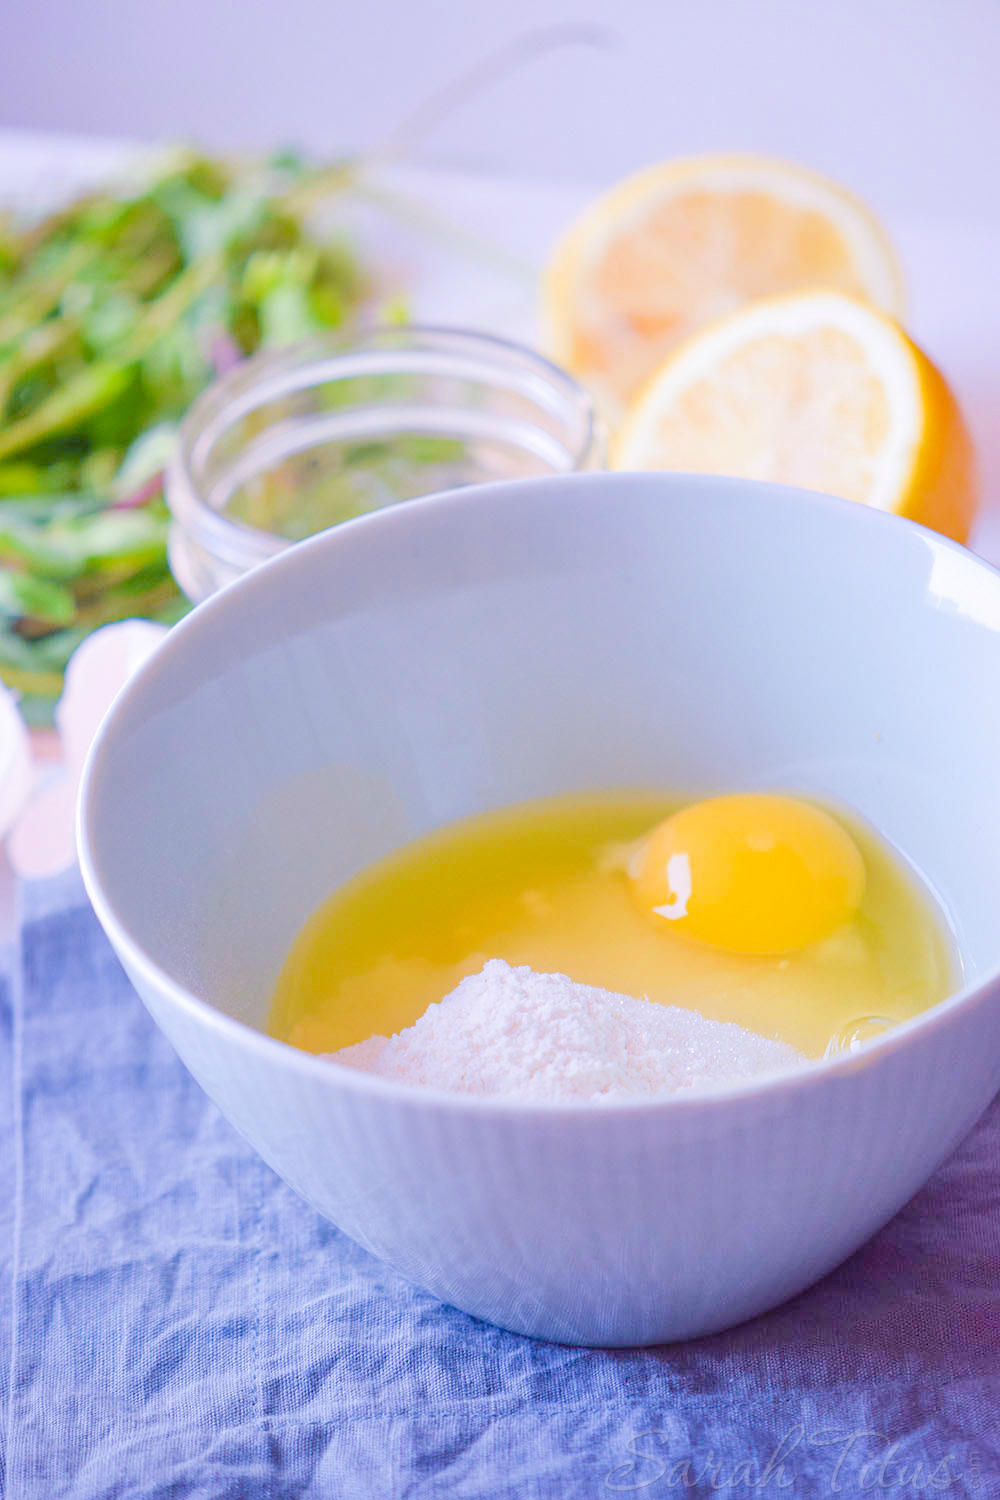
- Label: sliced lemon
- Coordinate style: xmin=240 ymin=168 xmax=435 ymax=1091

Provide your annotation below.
xmin=613 ymin=289 xmax=978 ymax=543
xmin=543 ymin=153 xmax=905 ymax=417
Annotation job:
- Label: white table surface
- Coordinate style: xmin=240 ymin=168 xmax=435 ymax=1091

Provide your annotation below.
xmin=4 ymin=128 xmax=995 ymax=548
xmin=0 ymin=128 xmax=998 ymax=929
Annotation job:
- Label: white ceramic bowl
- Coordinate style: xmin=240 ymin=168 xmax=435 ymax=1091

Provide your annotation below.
xmin=78 ymin=472 xmax=1000 ymax=1346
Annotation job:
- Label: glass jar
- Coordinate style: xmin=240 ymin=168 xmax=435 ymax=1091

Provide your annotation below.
xmin=166 ymin=325 xmax=604 ymax=601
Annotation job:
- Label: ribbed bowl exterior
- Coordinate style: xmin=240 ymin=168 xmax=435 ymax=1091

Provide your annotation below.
xmin=80 ymin=472 xmax=1000 ymax=1345
xmin=126 ymin=959 xmax=1000 ymax=1345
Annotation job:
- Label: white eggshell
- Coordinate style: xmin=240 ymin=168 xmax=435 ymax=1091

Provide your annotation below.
xmin=9 ymin=619 xmax=169 ymax=879
xmin=0 ymin=680 xmax=33 ymax=841
xmin=57 ymin=619 xmax=168 ymax=773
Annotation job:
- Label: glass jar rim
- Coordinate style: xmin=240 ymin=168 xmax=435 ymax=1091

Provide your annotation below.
xmin=166 ymin=324 xmax=601 ymax=575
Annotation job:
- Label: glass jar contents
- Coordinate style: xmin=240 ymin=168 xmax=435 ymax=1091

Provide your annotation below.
xmin=166 ymin=325 xmax=602 ymax=600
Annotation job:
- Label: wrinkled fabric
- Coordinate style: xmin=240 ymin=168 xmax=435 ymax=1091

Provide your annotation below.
xmin=3 ymin=885 xmax=999 ymax=1499
xmin=2 ymin=957 xmax=14 ymax=1500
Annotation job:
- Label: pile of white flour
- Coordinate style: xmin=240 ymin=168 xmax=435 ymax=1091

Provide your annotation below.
xmin=327 ymin=959 xmax=804 ymax=1102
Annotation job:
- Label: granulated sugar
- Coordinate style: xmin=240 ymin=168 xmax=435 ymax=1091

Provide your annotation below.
xmin=328 ymin=959 xmax=805 ymax=1102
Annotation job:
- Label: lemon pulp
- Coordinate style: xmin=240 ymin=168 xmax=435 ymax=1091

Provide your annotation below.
xmin=611 ymin=289 xmax=979 ymax=543
xmin=269 ymin=790 xmax=956 ymax=1061
xmin=543 ymin=153 xmax=905 ymax=414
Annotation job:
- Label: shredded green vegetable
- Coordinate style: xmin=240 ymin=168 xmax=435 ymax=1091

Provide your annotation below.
xmin=0 ymin=149 xmax=373 ymax=719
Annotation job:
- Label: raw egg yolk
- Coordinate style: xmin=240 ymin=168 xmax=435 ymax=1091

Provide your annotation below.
xmin=628 ymin=793 xmax=866 ymax=955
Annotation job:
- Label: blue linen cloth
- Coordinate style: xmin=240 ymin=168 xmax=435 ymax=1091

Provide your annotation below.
xmin=3 ymin=879 xmax=999 ymax=1499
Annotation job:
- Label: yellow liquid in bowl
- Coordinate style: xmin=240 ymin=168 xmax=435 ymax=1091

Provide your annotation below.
xmin=269 ymin=790 xmax=956 ymax=1060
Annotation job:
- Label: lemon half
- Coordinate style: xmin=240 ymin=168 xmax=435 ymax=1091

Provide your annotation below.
xmin=543 ymin=153 xmax=906 ymax=419
xmin=613 ymin=289 xmax=978 ymax=543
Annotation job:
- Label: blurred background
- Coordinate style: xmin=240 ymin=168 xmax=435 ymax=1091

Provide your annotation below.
xmin=0 ymin=0 xmax=997 ymax=873
xmin=2 ymin=0 xmax=998 ymax=223
xmin=7 ymin=0 xmax=996 ymax=536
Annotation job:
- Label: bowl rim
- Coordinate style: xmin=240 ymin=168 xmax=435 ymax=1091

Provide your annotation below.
xmin=165 ymin=322 xmax=603 ymax=568
xmin=77 ymin=469 xmax=1000 ymax=1119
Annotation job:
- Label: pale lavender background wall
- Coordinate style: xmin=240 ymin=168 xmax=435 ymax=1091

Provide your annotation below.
xmin=1 ymin=0 xmax=998 ymax=219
